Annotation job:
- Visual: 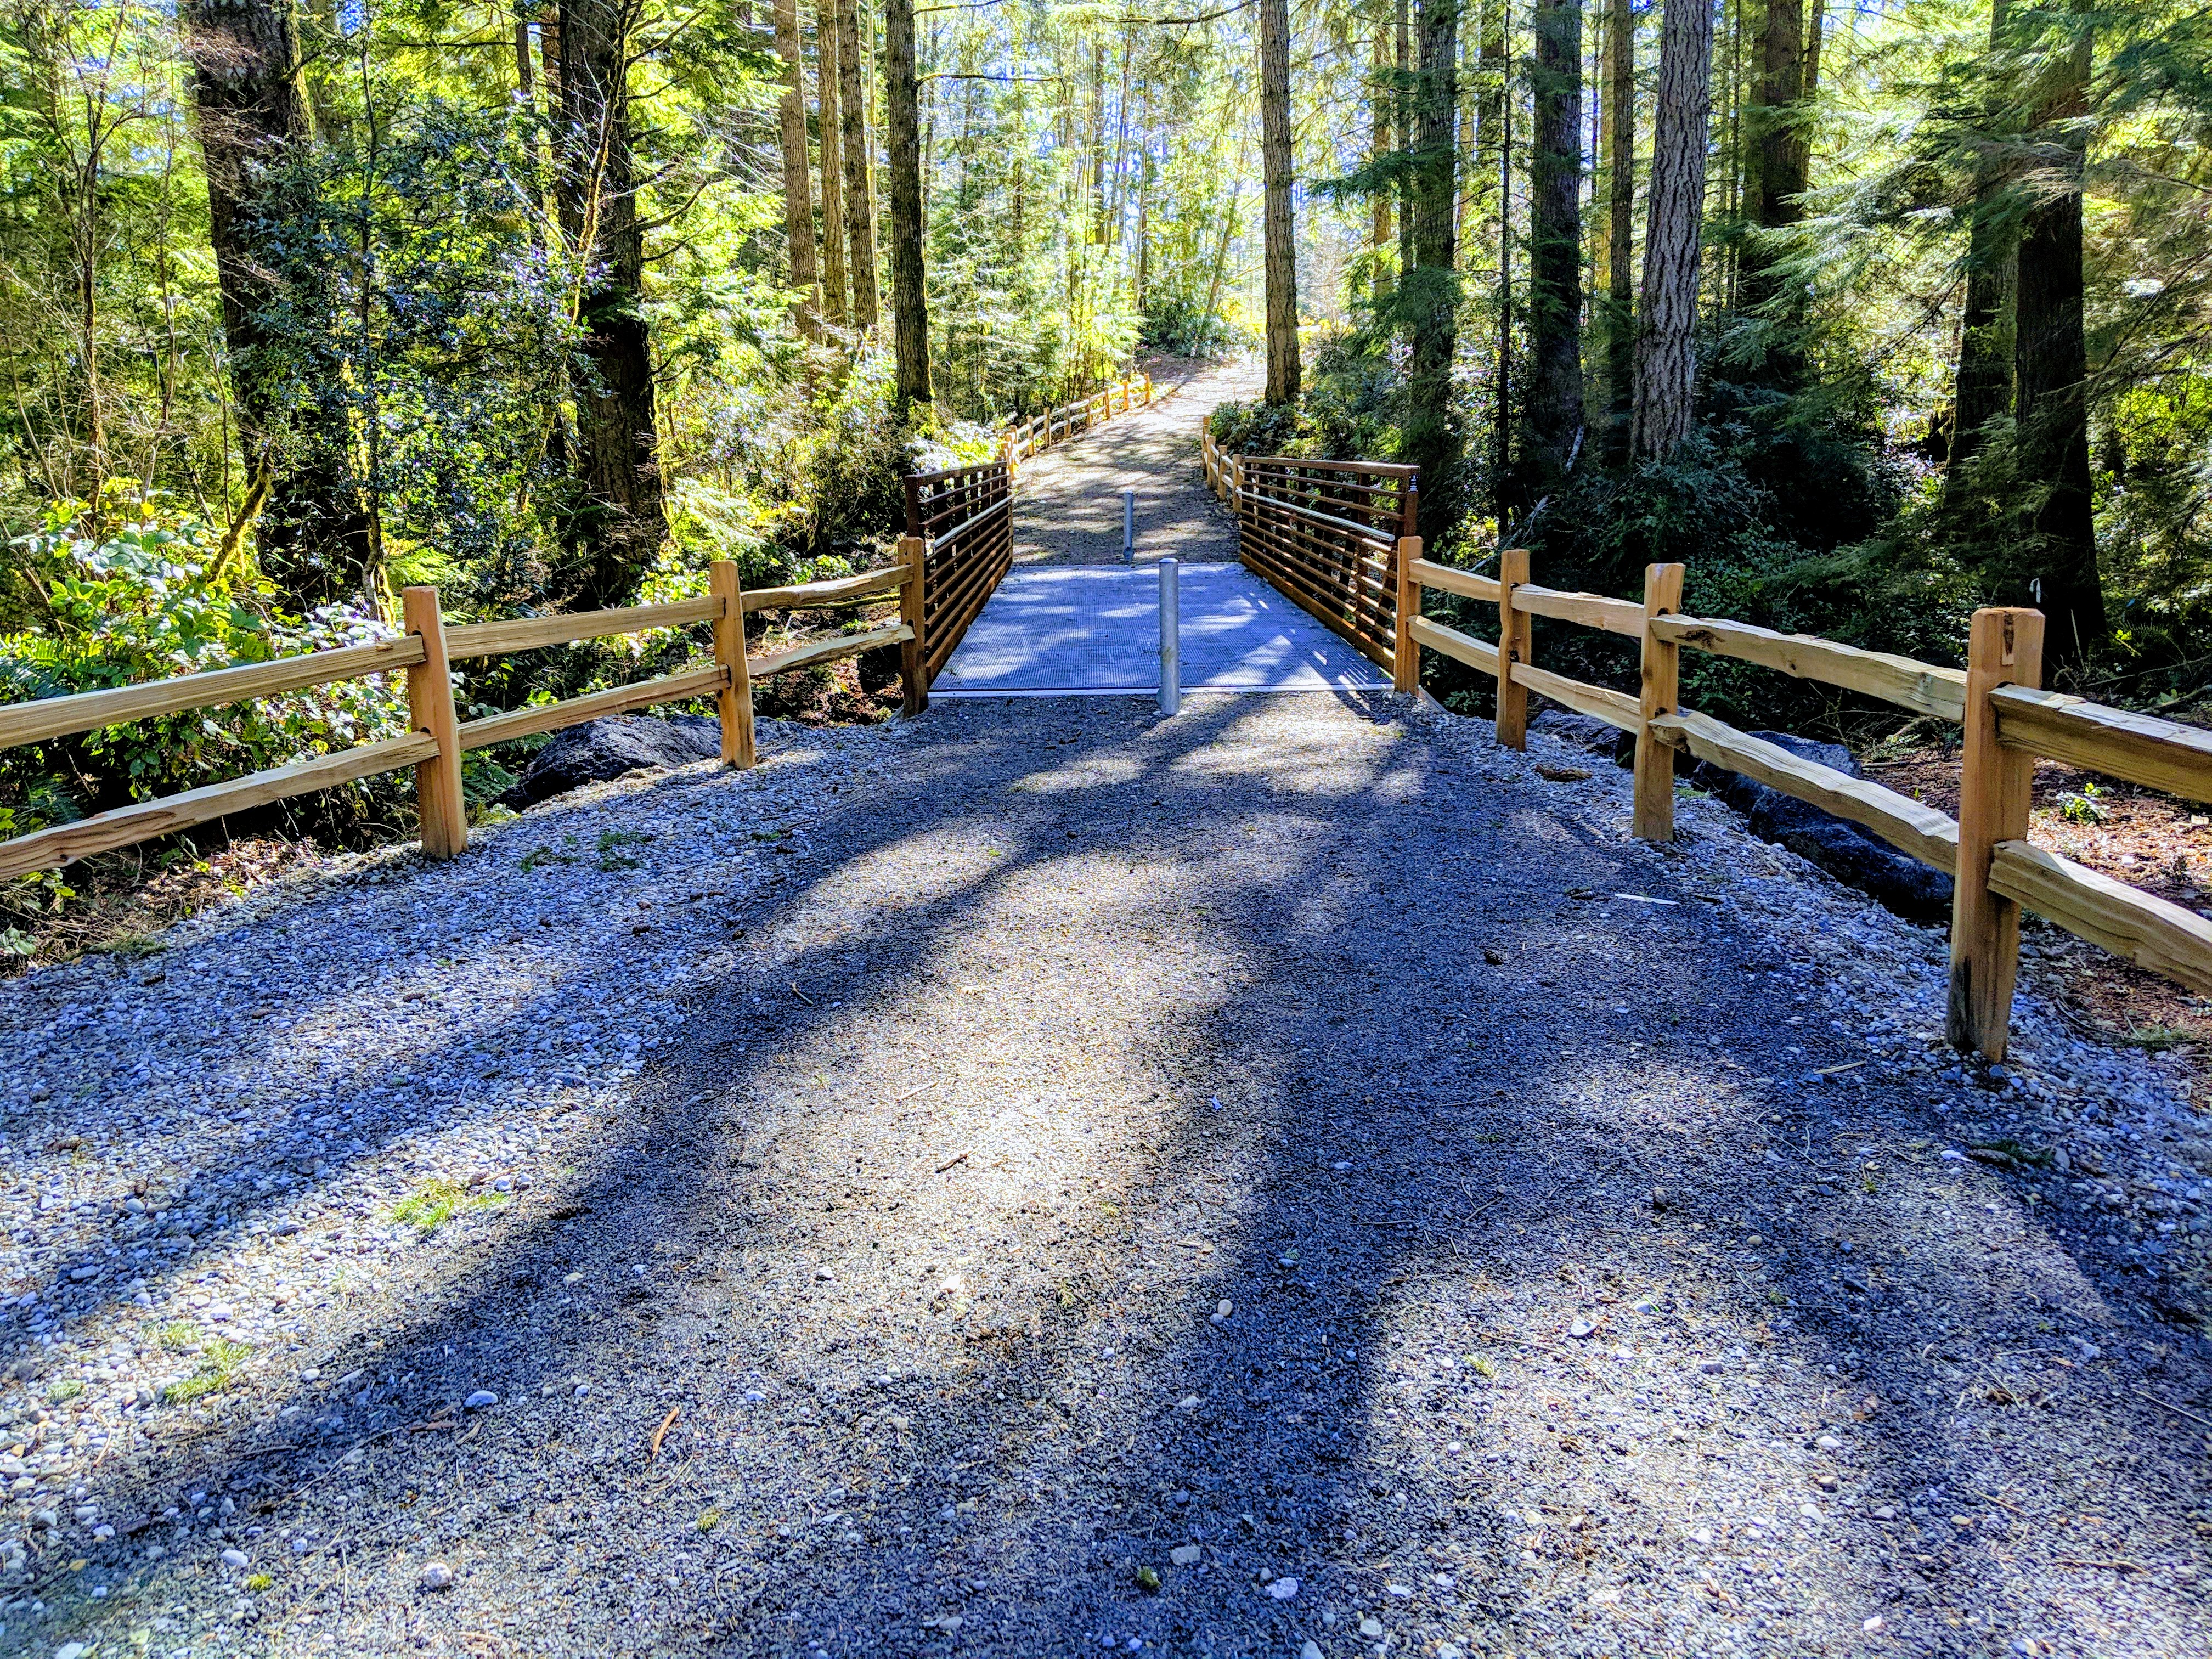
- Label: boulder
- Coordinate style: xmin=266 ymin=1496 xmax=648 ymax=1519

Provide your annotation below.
xmin=1529 ymin=708 xmax=1632 ymax=765
xmin=1691 ymin=731 xmax=1955 ymax=922
xmin=499 ymin=714 xmax=722 ymax=808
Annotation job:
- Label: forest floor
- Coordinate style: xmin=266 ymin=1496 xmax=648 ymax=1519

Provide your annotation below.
xmin=1 ymin=390 xmax=2209 ymax=1659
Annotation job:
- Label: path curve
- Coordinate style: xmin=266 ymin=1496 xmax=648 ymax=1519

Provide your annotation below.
xmin=1012 ymin=356 xmax=1260 ymax=567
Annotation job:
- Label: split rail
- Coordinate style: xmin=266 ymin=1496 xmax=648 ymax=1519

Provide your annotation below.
xmin=0 ymin=555 xmax=926 ymax=879
xmin=1001 ymin=373 xmax=1155 ymax=465
xmin=903 ymin=460 xmax=1014 ymax=684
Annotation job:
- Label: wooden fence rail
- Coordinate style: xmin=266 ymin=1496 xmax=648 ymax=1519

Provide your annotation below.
xmin=904 ymin=459 xmax=1014 ymax=684
xmin=1001 ymin=373 xmax=1155 ymax=465
xmin=0 ymin=552 xmax=927 ymax=882
xmin=1393 ymin=546 xmax=2212 ymax=1059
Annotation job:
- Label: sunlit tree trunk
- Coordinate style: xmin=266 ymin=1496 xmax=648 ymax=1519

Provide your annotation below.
xmin=555 ymin=0 xmax=668 ymax=605
xmin=2012 ymin=0 xmax=2103 ymax=658
xmin=1604 ymin=0 xmax=1635 ymax=442
xmin=1258 ymin=0 xmax=1301 ymax=403
xmin=774 ymin=0 xmax=824 ymax=338
xmin=816 ymin=0 xmax=849 ymax=327
xmin=885 ymin=0 xmax=931 ymax=409
xmin=836 ymin=0 xmax=879 ymax=330
xmin=1403 ymin=0 xmax=1459 ymax=493
xmin=1630 ymin=0 xmax=1712 ymax=460
xmin=1946 ymin=0 xmax=2012 ymax=490
xmin=1372 ymin=22 xmax=1394 ymax=307
xmin=1525 ymin=0 xmax=1584 ymax=476
xmin=1740 ymin=0 xmax=1806 ymax=340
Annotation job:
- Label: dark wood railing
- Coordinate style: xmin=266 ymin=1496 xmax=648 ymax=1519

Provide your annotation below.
xmin=902 ymin=460 xmax=1014 ymax=689
xmin=1228 ymin=450 xmax=1419 ymax=675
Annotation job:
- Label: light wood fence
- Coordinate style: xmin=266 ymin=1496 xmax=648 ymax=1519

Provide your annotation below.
xmin=904 ymin=460 xmax=1013 ymax=685
xmin=1393 ymin=549 xmax=2212 ymax=1059
xmin=1001 ymin=373 xmax=1155 ymax=465
xmin=0 ymin=554 xmax=924 ymax=879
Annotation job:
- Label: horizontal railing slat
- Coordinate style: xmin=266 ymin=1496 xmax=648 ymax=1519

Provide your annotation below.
xmin=1991 ymin=686 xmax=2212 ymax=804
xmin=742 ymin=565 xmax=909 ymax=613
xmin=458 ymin=667 xmax=730 ymax=752
xmin=750 ymin=622 xmax=915 ymax=681
xmin=1651 ymin=709 xmax=1961 ymax=874
xmin=1510 ymin=662 xmax=1639 ymax=731
xmin=1408 ymin=558 xmax=1501 ymax=603
xmin=1989 ymin=840 xmax=2212 ymax=994
xmin=1650 ymin=614 xmax=1968 ymax=722
xmin=1513 ymin=583 xmax=1644 ymax=638
xmin=1408 ymin=615 xmax=1500 ymax=677
xmin=0 ymin=732 xmax=441 ymax=879
xmin=0 ymin=635 xmax=428 ymax=753
xmin=446 ymin=597 xmax=722 ymax=661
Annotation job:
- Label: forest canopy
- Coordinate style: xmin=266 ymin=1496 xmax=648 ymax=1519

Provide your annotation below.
xmin=1 ymin=0 xmax=2209 ymax=898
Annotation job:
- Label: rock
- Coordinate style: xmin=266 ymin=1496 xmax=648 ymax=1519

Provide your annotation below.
xmin=1360 ymin=1616 xmax=1386 ymax=1637
xmin=1689 ymin=733 xmax=1953 ymax=921
xmin=499 ymin=715 xmax=721 ymax=808
xmin=1170 ymin=1544 xmax=1203 ymax=1566
xmin=464 ymin=1390 xmax=498 ymax=1409
xmin=1267 ymin=1576 xmax=1300 ymax=1600
xmin=1531 ymin=709 xmax=1632 ymax=764
xmin=1863 ymin=1615 xmax=1886 ymax=1634
xmin=1568 ymin=1319 xmax=1597 ymax=1339
xmin=220 ymin=1548 xmax=249 ymax=1568
xmin=1301 ymin=1642 xmax=1325 ymax=1659
xmin=419 ymin=1561 xmax=455 ymax=1590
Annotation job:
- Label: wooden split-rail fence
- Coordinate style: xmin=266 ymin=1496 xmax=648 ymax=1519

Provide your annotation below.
xmin=1001 ymin=373 xmax=1155 ymax=466
xmin=0 ymin=461 xmax=1019 ymax=881
xmin=1205 ymin=419 xmax=2212 ymax=1060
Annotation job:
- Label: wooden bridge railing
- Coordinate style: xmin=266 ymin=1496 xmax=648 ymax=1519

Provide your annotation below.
xmin=1396 ymin=550 xmax=2212 ymax=1059
xmin=1002 ymin=373 xmax=1155 ymax=465
xmin=0 ymin=556 xmax=924 ymax=878
xmin=902 ymin=459 xmax=1014 ymax=687
xmin=1205 ymin=425 xmax=1419 ymax=675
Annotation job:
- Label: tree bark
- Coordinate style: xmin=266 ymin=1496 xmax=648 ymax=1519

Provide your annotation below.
xmin=1740 ymin=0 xmax=1806 ymax=321
xmin=1605 ymin=0 xmax=1635 ymax=436
xmin=836 ymin=0 xmax=879 ymax=330
xmin=815 ymin=0 xmax=849 ymax=328
xmin=884 ymin=0 xmax=930 ymax=409
xmin=1404 ymin=0 xmax=1459 ymax=489
xmin=1525 ymin=0 xmax=1584 ymax=476
xmin=1946 ymin=0 xmax=2012 ymax=489
xmin=180 ymin=0 xmax=377 ymax=611
xmin=555 ymin=0 xmax=668 ymax=606
xmin=1479 ymin=0 xmax=1508 ymax=491
xmin=1630 ymin=0 xmax=1713 ymax=460
xmin=773 ymin=0 xmax=823 ymax=338
xmin=1258 ymin=0 xmax=1301 ymax=403
xmin=1372 ymin=22 xmax=1393 ymax=307
xmin=2011 ymin=1 xmax=2103 ymax=657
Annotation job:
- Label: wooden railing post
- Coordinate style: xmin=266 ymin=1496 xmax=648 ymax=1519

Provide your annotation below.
xmin=1632 ymin=561 xmax=1687 ymax=840
xmin=402 ymin=585 xmax=467 ymax=860
xmin=709 ymin=558 xmax=756 ymax=769
xmin=1948 ymin=606 xmax=2045 ymax=1058
xmin=1392 ymin=536 xmax=1421 ymax=693
xmin=899 ymin=533 xmax=929 ymax=715
xmin=1495 ymin=547 xmax=1532 ymax=749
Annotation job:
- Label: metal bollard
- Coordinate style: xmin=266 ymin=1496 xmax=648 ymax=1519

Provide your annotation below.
xmin=1122 ymin=488 xmax=1136 ymax=566
xmin=1158 ymin=557 xmax=1180 ymax=715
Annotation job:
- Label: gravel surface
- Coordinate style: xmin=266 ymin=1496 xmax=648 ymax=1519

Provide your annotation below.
xmin=1012 ymin=359 xmax=1257 ymax=567
xmin=0 ymin=692 xmax=2207 ymax=1658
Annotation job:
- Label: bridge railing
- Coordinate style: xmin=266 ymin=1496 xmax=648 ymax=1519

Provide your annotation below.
xmin=1002 ymin=373 xmax=1155 ymax=465
xmin=1205 ymin=425 xmax=1419 ymax=676
xmin=0 ymin=557 xmax=924 ymax=878
xmin=1398 ymin=551 xmax=2212 ymax=1059
xmin=902 ymin=459 xmax=1014 ymax=689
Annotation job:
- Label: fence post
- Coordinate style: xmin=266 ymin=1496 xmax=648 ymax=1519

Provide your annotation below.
xmin=708 ymin=558 xmax=756 ymax=769
xmin=1947 ymin=606 xmax=2045 ymax=1058
xmin=1632 ymin=561 xmax=1687 ymax=841
xmin=1392 ymin=535 xmax=1421 ymax=694
xmin=899 ymin=533 xmax=929 ymax=716
xmin=402 ymin=585 xmax=467 ymax=860
xmin=1494 ymin=547 xmax=1531 ymax=749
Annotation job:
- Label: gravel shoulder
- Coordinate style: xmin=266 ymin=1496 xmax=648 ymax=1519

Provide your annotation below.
xmin=0 ymin=693 xmax=2208 ymax=1659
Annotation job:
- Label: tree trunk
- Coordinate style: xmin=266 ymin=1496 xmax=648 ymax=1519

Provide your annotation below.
xmin=1525 ymin=0 xmax=1584 ymax=476
xmin=1482 ymin=0 xmax=1508 ymax=494
xmin=1741 ymin=0 xmax=1806 ymax=322
xmin=884 ymin=0 xmax=930 ymax=409
xmin=1397 ymin=0 xmax=1414 ymax=313
xmin=836 ymin=0 xmax=879 ymax=329
xmin=1404 ymin=0 xmax=1460 ymax=490
xmin=1605 ymin=0 xmax=1634 ymax=437
xmin=816 ymin=0 xmax=849 ymax=328
xmin=773 ymin=0 xmax=823 ymax=338
xmin=1258 ymin=0 xmax=1301 ymax=403
xmin=2012 ymin=2 xmax=2103 ymax=658
xmin=556 ymin=0 xmax=668 ymax=606
xmin=180 ymin=0 xmax=375 ymax=611
xmin=1630 ymin=0 xmax=1713 ymax=460
xmin=1946 ymin=0 xmax=2012 ymax=489
xmin=1372 ymin=22 xmax=1393 ymax=307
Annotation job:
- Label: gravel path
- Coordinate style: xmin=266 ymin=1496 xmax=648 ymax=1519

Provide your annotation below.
xmin=1012 ymin=358 xmax=1257 ymax=567
xmin=1 ymin=691 xmax=2208 ymax=1658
